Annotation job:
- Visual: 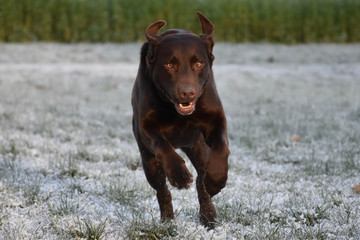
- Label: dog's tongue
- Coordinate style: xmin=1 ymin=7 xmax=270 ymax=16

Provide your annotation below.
xmin=176 ymin=102 xmax=195 ymax=115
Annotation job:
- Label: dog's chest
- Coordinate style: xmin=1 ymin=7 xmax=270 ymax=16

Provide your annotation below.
xmin=162 ymin=122 xmax=201 ymax=148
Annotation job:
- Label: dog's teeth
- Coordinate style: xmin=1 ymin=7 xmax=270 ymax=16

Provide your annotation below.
xmin=179 ymin=103 xmax=191 ymax=108
xmin=176 ymin=102 xmax=195 ymax=115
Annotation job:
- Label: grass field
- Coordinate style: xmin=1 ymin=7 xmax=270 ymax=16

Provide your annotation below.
xmin=1 ymin=0 xmax=360 ymax=43
xmin=0 ymin=43 xmax=360 ymax=239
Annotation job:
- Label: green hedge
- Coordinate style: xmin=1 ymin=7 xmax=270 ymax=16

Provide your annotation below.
xmin=1 ymin=0 xmax=359 ymax=43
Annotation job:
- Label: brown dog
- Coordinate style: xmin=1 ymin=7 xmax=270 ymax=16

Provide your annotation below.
xmin=131 ymin=12 xmax=229 ymax=228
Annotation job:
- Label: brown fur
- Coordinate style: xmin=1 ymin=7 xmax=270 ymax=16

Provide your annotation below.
xmin=131 ymin=12 xmax=229 ymax=228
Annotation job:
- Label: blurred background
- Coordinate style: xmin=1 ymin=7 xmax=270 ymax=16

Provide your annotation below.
xmin=1 ymin=0 xmax=359 ymax=44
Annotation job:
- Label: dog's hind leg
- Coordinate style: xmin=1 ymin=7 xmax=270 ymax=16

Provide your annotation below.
xmin=182 ymin=134 xmax=217 ymax=229
xmin=140 ymin=147 xmax=174 ymax=221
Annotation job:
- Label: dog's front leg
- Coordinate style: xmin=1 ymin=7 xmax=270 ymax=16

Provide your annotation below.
xmin=138 ymin=129 xmax=192 ymax=221
xmin=155 ymin=140 xmax=193 ymax=189
xmin=141 ymin=115 xmax=194 ymax=189
xmin=204 ymin=119 xmax=230 ymax=197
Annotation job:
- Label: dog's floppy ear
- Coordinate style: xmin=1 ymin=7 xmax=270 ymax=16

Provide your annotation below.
xmin=197 ymin=11 xmax=215 ymax=53
xmin=145 ymin=20 xmax=166 ymax=65
xmin=145 ymin=20 xmax=167 ymax=45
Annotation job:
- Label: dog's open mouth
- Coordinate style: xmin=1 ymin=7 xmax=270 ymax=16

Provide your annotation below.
xmin=175 ymin=102 xmax=196 ymax=115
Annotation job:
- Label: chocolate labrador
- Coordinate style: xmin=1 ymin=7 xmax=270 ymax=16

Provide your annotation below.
xmin=131 ymin=12 xmax=229 ymax=228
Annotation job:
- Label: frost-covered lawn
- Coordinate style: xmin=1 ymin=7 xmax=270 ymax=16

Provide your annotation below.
xmin=0 ymin=43 xmax=359 ymax=239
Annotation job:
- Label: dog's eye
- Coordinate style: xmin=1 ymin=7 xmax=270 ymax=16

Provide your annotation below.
xmin=194 ymin=62 xmax=203 ymax=69
xmin=165 ymin=63 xmax=174 ymax=70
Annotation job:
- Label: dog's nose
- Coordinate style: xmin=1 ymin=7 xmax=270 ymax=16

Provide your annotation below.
xmin=179 ymin=86 xmax=196 ymax=102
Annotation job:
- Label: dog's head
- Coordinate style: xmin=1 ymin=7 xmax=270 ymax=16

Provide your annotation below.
xmin=145 ymin=12 xmax=215 ymax=116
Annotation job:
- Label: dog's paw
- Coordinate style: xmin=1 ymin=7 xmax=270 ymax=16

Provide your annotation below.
xmin=199 ymin=200 xmax=217 ymax=229
xmin=168 ymin=165 xmax=193 ymax=189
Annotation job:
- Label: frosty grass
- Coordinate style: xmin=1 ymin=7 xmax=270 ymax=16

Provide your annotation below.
xmin=0 ymin=43 xmax=360 ymax=239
